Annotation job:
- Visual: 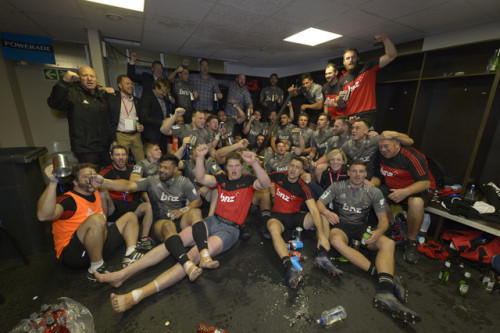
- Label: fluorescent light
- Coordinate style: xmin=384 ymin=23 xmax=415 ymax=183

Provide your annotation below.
xmin=284 ymin=28 xmax=342 ymax=46
xmin=86 ymin=0 xmax=145 ymax=12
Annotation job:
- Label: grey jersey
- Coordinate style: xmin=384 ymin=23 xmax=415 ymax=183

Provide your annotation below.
xmin=261 ymin=86 xmax=284 ymax=104
xmin=302 ymin=83 xmax=324 ymax=104
xmin=273 ymin=123 xmax=297 ymax=142
xmin=340 ymin=136 xmax=379 ymax=176
xmin=245 ymin=121 xmax=267 ymax=147
xmin=222 ymin=117 xmax=239 ymax=138
xmin=172 ymin=124 xmax=212 ymax=144
xmin=324 ymin=135 xmax=351 ymax=155
xmin=132 ymin=159 xmax=160 ymax=178
xmin=265 ymin=151 xmax=296 ymax=173
xmin=319 ymin=180 xmax=385 ymax=225
xmin=173 ymin=78 xmax=196 ymax=112
xmin=182 ymin=158 xmax=221 ymax=189
xmin=135 ymin=174 xmax=199 ymax=219
xmin=310 ymin=128 xmax=334 ymax=157
xmin=292 ymin=128 xmax=313 ymax=148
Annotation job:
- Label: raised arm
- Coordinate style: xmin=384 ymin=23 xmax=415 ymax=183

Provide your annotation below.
xmin=375 ymin=32 xmax=397 ymax=69
xmin=291 ymin=131 xmax=305 ymax=156
xmin=195 ymin=144 xmax=217 ymax=188
xmin=37 ymin=165 xmax=63 ymax=221
xmin=241 ymin=151 xmax=270 ymax=190
xmin=214 ymin=139 xmax=248 ymax=165
xmin=380 ymin=130 xmax=414 ymax=146
xmin=160 ymin=107 xmax=185 ymax=135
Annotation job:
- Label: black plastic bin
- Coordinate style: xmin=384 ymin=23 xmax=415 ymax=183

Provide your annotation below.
xmin=0 ymin=147 xmax=51 ymax=261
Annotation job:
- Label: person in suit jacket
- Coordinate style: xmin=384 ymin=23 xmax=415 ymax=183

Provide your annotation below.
xmin=108 ymin=75 xmax=144 ymax=163
xmin=139 ymin=79 xmax=172 ymax=154
xmin=127 ymin=52 xmax=166 ymax=95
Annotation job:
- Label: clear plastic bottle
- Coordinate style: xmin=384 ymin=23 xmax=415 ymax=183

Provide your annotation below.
xmin=316 ymin=305 xmax=347 ymax=325
xmin=438 ymin=260 xmax=451 ymax=285
xmin=463 ymin=184 xmax=477 ymax=205
xmin=457 ymin=270 xmax=472 ymax=296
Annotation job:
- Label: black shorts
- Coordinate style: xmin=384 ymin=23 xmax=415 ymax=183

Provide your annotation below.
xmin=332 ymin=222 xmax=367 ymax=241
xmin=308 ymin=110 xmax=322 ymax=125
xmin=271 ymin=212 xmax=307 ymax=231
xmin=59 ymin=223 xmax=124 ymax=270
xmin=107 ymin=199 xmax=141 ymax=222
xmin=379 ymin=184 xmax=433 ymax=209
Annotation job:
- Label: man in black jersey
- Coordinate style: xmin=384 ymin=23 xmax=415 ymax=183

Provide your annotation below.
xmin=100 ymin=145 xmax=154 ymax=252
xmin=267 ymin=157 xmax=340 ymax=289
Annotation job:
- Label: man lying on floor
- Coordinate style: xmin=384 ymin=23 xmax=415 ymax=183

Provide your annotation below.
xmin=91 ymin=147 xmax=270 ymax=312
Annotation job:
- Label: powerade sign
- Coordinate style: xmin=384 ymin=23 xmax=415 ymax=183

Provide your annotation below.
xmin=1 ymin=32 xmax=55 ymax=64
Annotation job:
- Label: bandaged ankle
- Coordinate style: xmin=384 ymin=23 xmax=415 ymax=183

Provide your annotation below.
xmin=153 ymin=280 xmax=160 ymax=293
xmin=132 ymin=289 xmax=143 ymax=302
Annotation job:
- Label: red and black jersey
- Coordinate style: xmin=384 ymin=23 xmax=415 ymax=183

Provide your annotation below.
xmin=269 ymin=172 xmax=312 ymax=213
xmin=99 ymin=164 xmax=136 ymax=202
xmin=338 ymin=58 xmax=379 ymax=116
xmin=378 ymin=147 xmax=436 ymax=190
xmin=214 ymin=173 xmax=256 ymax=226
xmin=322 ymin=82 xmax=343 ymax=119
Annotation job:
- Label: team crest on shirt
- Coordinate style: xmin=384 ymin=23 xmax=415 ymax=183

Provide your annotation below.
xmin=320 ymin=190 xmax=330 ymax=200
xmin=133 ymin=165 xmax=142 ymax=173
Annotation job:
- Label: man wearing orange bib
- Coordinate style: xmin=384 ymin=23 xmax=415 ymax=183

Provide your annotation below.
xmin=37 ymin=163 xmax=142 ymax=281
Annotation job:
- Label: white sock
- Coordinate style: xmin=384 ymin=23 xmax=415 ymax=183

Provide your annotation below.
xmin=89 ymin=259 xmax=104 ymax=273
xmin=125 ymin=246 xmax=136 ymax=256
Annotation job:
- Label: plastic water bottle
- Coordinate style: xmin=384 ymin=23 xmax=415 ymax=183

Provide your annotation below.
xmin=361 ymin=226 xmax=372 ymax=247
xmin=457 ymin=270 xmax=472 ymax=296
xmin=438 ymin=260 xmax=451 ymax=285
xmin=316 ymin=305 xmax=347 ymax=325
xmin=463 ymin=184 xmax=478 ymax=205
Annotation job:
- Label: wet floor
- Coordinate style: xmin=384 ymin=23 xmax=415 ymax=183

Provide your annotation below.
xmin=1 ymin=216 xmax=499 ymax=332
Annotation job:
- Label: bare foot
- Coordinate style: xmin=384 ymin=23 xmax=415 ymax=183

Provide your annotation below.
xmin=95 ymin=270 xmax=125 ymax=288
xmin=110 ymin=292 xmax=137 ymax=313
xmin=199 ymin=256 xmax=220 ymax=269
xmin=183 ymin=261 xmax=203 ymax=282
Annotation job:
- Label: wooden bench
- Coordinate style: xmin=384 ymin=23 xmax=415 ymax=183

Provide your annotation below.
xmin=425 ymin=204 xmax=500 ymax=239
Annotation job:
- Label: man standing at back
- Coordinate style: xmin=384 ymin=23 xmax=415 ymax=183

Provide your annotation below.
xmin=127 ymin=52 xmax=165 ymax=94
xmin=337 ymin=32 xmax=397 ymax=128
xmin=190 ymin=59 xmax=223 ymax=113
xmin=108 ymin=75 xmax=144 ymax=163
xmin=47 ymin=66 xmax=115 ymax=169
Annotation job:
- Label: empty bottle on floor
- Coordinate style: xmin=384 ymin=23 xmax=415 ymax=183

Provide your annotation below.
xmin=438 ymin=260 xmax=451 ymax=285
xmin=316 ymin=305 xmax=347 ymax=325
xmin=457 ymin=270 xmax=472 ymax=296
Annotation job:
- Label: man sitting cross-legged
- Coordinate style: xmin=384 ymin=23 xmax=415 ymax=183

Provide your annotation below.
xmin=93 ymin=147 xmax=270 ymax=312
xmin=316 ymin=159 xmax=421 ymax=324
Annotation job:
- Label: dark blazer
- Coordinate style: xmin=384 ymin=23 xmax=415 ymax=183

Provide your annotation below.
xmin=127 ymin=63 xmax=159 ymax=94
xmin=139 ymin=92 xmax=171 ymax=149
xmin=107 ymin=92 xmax=141 ymax=139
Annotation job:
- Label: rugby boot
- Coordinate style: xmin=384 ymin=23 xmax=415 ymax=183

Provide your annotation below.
xmin=314 ymin=252 xmax=343 ymax=276
xmin=374 ymin=291 xmax=421 ymax=324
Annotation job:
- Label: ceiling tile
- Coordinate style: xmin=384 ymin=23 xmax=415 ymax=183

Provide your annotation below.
xmin=316 ymin=8 xmax=387 ymax=35
xmin=395 ymin=0 xmax=493 ymax=34
xmin=360 ymin=0 xmax=448 ymax=20
xmin=8 ymin=0 xmax=83 ymax=18
xmin=146 ymin=0 xmax=215 ymax=21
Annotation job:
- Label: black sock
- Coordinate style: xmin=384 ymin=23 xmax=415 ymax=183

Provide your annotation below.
xmin=378 ymin=273 xmax=394 ymax=293
xmin=318 ymin=245 xmax=328 ymax=255
xmin=261 ymin=210 xmax=271 ymax=224
xmin=368 ymin=262 xmax=377 ymax=276
xmin=164 ymin=235 xmax=189 ymax=266
xmin=282 ymin=256 xmax=292 ymax=270
xmin=192 ymin=221 xmax=208 ymax=252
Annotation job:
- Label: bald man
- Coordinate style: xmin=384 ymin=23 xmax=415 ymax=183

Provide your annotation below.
xmin=48 ymin=66 xmax=116 ymax=168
